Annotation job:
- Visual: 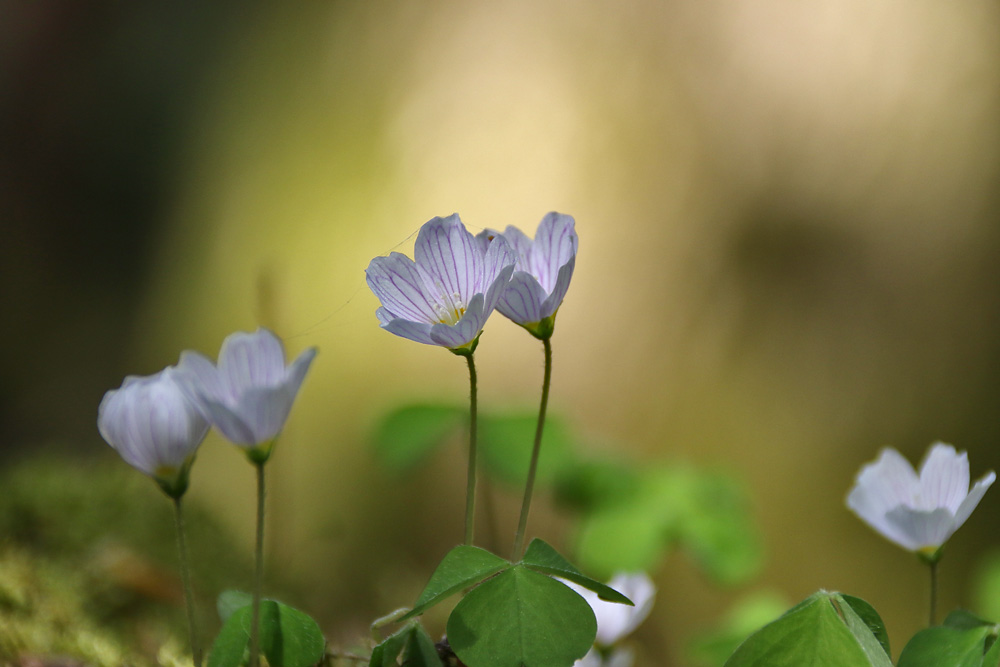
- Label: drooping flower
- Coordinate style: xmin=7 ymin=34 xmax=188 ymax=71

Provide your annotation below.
xmin=566 ymin=572 xmax=656 ymax=660
xmin=98 ymin=366 xmax=209 ymax=498
xmin=480 ymin=212 xmax=578 ymax=339
xmin=365 ymin=214 xmax=516 ymax=353
xmin=847 ymin=443 xmax=995 ymax=556
xmin=175 ymin=328 xmax=317 ymax=463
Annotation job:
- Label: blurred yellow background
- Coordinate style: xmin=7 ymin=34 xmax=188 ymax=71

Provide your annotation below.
xmin=4 ymin=2 xmax=1000 ymax=664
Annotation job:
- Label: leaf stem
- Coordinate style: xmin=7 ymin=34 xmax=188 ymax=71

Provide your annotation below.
xmin=249 ymin=461 xmax=266 ymax=667
xmin=512 ymin=336 xmax=552 ymax=560
xmin=464 ymin=352 xmax=478 ymax=546
xmin=173 ymin=497 xmax=202 ymax=667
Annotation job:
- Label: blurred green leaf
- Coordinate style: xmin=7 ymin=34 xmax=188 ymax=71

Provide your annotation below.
xmin=897 ymin=624 xmax=994 ymax=667
xmin=553 ymin=458 xmax=640 ymax=512
xmin=447 ymin=566 xmax=596 ymax=667
xmin=687 ymin=591 xmax=789 ymax=667
xmin=724 ymin=591 xmax=892 ymax=667
xmin=479 ymin=413 xmax=575 ymax=486
xmin=973 ymin=550 xmax=1000 ymax=623
xmin=217 ymin=590 xmax=253 ymax=622
xmin=372 ymin=404 xmax=463 ymax=472
xmin=521 ymin=538 xmax=632 ymax=605
xmin=574 ymin=464 xmax=762 ymax=584
xmin=403 ymin=545 xmax=510 ymax=620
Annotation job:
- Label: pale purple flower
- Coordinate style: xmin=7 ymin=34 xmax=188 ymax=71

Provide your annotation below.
xmin=365 ymin=214 xmax=516 ymax=352
xmin=575 ymin=647 xmax=634 ymax=667
xmin=480 ymin=212 xmax=577 ymax=338
xmin=847 ymin=443 xmax=995 ymax=554
xmin=98 ymin=366 xmax=209 ymax=496
xmin=175 ymin=328 xmax=317 ymax=459
xmin=565 ymin=572 xmax=656 ymax=648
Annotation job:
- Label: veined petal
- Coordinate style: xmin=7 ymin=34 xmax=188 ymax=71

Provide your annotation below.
xmin=200 ymin=397 xmax=259 ymax=446
xmin=952 ymin=470 xmax=996 ymax=529
xmin=98 ymin=369 xmax=208 ymax=479
xmin=284 ymin=347 xmax=318 ymax=401
xmin=480 ymin=236 xmax=517 ymax=316
xmin=381 ymin=317 xmax=437 ymax=345
xmin=884 ymin=506 xmax=955 ymax=551
xmin=531 ymin=212 xmax=578 ymax=293
xmin=175 ymin=350 xmax=227 ymax=406
xmin=366 ymin=252 xmax=442 ymax=324
xmin=429 ymin=293 xmax=486 ymax=348
xmin=500 ymin=224 xmax=535 ymax=269
xmin=917 ymin=443 xmax=970 ymax=512
xmin=217 ymin=328 xmax=288 ymax=402
xmin=850 ymin=448 xmax=919 ymax=517
xmin=539 ymin=254 xmax=576 ymax=320
xmin=414 ymin=214 xmax=483 ymax=304
xmin=233 ymin=386 xmax=296 ymax=444
xmin=497 ymin=272 xmax=547 ymax=325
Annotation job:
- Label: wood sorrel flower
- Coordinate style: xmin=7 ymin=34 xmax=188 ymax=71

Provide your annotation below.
xmin=365 ymin=214 xmax=516 ymax=352
xmin=175 ymin=328 xmax=317 ymax=463
xmin=480 ymin=212 xmax=578 ymax=339
xmin=847 ymin=443 xmax=995 ymax=556
xmin=569 ymin=572 xmax=655 ymax=667
xmin=98 ymin=366 xmax=209 ymax=498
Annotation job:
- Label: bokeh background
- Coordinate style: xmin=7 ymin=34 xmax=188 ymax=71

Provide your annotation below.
xmin=4 ymin=1 xmax=1000 ymax=665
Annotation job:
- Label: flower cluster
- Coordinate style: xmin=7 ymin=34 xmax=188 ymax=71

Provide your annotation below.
xmin=98 ymin=328 xmax=317 ymax=492
xmin=366 ymin=212 xmax=578 ymax=348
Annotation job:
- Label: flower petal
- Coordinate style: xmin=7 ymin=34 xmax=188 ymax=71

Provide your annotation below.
xmin=480 ymin=235 xmax=517 ymax=317
xmin=884 ymin=506 xmax=955 ymax=551
xmin=175 ymin=350 xmax=227 ymax=407
xmin=531 ymin=212 xmax=578 ymax=293
xmin=429 ymin=293 xmax=486 ymax=348
xmin=539 ymin=254 xmax=576 ymax=320
xmin=366 ymin=252 xmax=442 ymax=324
xmin=847 ymin=448 xmax=918 ymax=521
xmin=497 ymin=272 xmax=547 ymax=324
xmin=595 ymin=572 xmax=656 ymax=646
xmin=414 ymin=214 xmax=483 ymax=303
xmin=917 ymin=443 xmax=970 ymax=512
xmin=381 ymin=317 xmax=437 ymax=345
xmin=218 ymin=329 xmax=288 ymax=399
xmin=952 ymin=470 xmax=996 ymax=529
xmin=500 ymin=224 xmax=535 ymax=269
xmin=199 ymin=397 xmax=259 ymax=446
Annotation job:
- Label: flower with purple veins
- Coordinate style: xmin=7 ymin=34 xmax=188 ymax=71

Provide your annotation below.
xmin=847 ymin=442 xmax=995 ymax=557
xmin=366 ymin=214 xmax=516 ymax=353
xmin=480 ymin=212 xmax=578 ymax=339
xmin=175 ymin=328 xmax=317 ymax=463
xmin=98 ymin=366 xmax=209 ymax=498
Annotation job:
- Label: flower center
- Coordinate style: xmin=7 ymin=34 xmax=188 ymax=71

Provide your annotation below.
xmin=434 ymin=291 xmax=466 ymax=325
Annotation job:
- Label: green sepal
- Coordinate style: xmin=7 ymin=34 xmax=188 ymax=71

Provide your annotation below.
xmin=522 ymin=314 xmax=556 ymax=340
xmin=401 ymin=545 xmax=510 ymax=620
xmin=154 ymin=456 xmax=195 ymax=499
xmin=723 ymin=591 xmax=892 ymax=667
xmin=447 ymin=565 xmax=596 ymax=667
xmin=245 ymin=438 xmax=276 ymax=466
xmin=521 ymin=538 xmax=632 ymax=605
xmin=448 ymin=333 xmax=481 ymax=357
xmin=207 ymin=598 xmax=325 ymax=667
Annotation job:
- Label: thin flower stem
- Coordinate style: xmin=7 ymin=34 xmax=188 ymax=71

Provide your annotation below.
xmin=249 ymin=462 xmax=266 ymax=667
xmin=464 ymin=353 xmax=478 ymax=546
xmin=173 ymin=497 xmax=202 ymax=667
xmin=512 ymin=336 xmax=552 ymax=560
xmin=929 ymin=558 xmax=938 ymax=626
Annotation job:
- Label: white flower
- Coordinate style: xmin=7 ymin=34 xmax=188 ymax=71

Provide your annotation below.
xmin=575 ymin=647 xmax=634 ymax=667
xmin=847 ymin=443 xmax=995 ymax=555
xmin=480 ymin=212 xmax=578 ymax=339
xmin=565 ymin=572 xmax=656 ymax=648
xmin=175 ymin=328 xmax=317 ymax=461
xmin=98 ymin=366 xmax=209 ymax=497
xmin=365 ymin=214 xmax=516 ymax=351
